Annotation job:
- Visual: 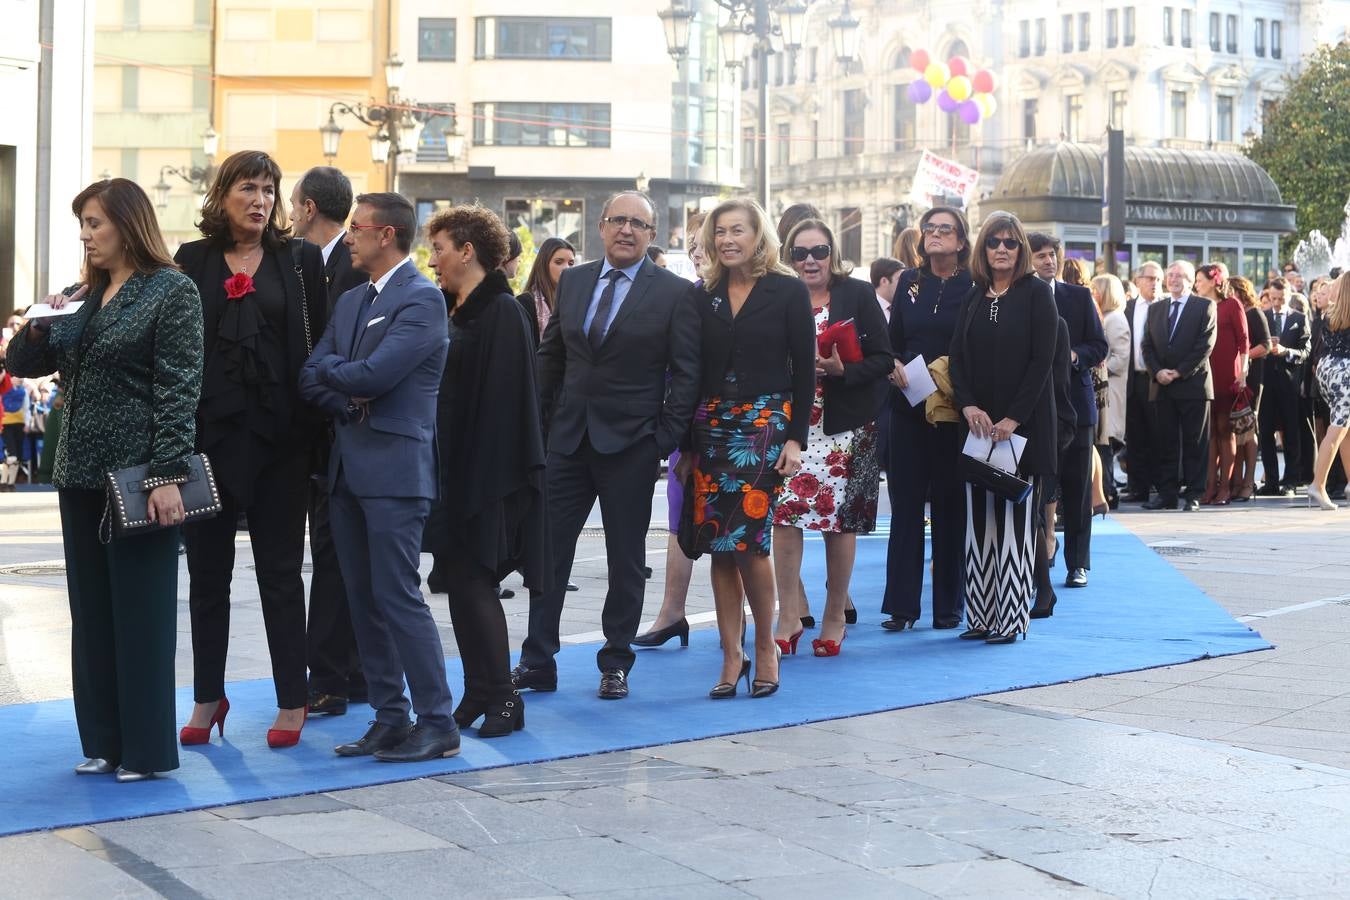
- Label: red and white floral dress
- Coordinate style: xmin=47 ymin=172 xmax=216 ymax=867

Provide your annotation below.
xmin=772 ymin=303 xmax=881 ymax=534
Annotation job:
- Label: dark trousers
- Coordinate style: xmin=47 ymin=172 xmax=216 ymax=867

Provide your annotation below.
xmin=882 ymin=411 xmax=964 ymax=626
xmin=1059 ymin=426 xmax=1094 ymax=570
xmin=1155 ymin=393 xmax=1211 ymax=501
xmin=1259 ymin=369 xmax=1304 ymax=488
xmin=443 ymin=533 xmax=512 ymax=703
xmin=306 ymin=478 xmax=365 ymax=699
xmin=1031 ymin=478 xmax=1056 ymax=607
xmin=185 ymin=448 xmax=309 ymax=709
xmin=329 ymin=470 xmax=454 ymax=730
xmin=1125 ymin=371 xmax=1155 ymax=495
xmin=60 ymin=489 xmax=180 ymax=773
xmin=523 ymin=434 xmax=657 ymax=675
xmin=1097 ymin=441 xmax=1119 ymax=503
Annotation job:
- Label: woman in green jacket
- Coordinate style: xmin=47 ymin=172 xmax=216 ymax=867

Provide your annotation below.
xmin=5 ymin=178 xmax=203 ymax=781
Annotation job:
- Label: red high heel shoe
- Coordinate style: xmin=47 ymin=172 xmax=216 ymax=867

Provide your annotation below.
xmin=266 ymin=707 xmax=308 ymax=749
xmin=812 ymin=629 xmax=847 ymax=657
xmin=774 ymin=627 xmax=804 ymax=656
xmin=179 ymin=697 xmax=229 ymax=746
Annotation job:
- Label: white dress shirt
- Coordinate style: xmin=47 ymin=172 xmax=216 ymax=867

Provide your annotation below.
xmin=320 ymin=231 xmax=345 ymax=266
xmin=1131 ymin=297 xmax=1151 ymax=371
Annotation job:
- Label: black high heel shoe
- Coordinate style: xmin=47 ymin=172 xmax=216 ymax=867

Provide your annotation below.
xmin=844 ymin=606 xmax=857 ymax=625
xmin=709 ymin=656 xmax=751 ymax=699
xmin=881 ymin=616 xmax=915 ymax=631
xmin=984 ymin=631 xmax=1026 ymax=644
xmin=750 ymin=647 xmax=781 ymax=698
xmin=959 ymin=628 xmax=991 ymax=640
xmin=453 ymin=694 xmax=488 ymax=729
xmin=799 ymin=615 xmax=816 ymax=629
xmin=478 ymin=692 xmax=525 ymax=738
xmin=631 ymin=617 xmax=690 ymax=648
xmin=1029 ymin=593 xmax=1057 ymax=619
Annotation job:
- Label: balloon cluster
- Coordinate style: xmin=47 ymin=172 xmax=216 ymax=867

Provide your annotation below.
xmin=905 ymin=50 xmax=997 ymax=125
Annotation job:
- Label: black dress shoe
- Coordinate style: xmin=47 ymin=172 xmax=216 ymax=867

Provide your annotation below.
xmin=1121 ymin=491 xmax=1148 ymax=503
xmin=631 ymin=617 xmax=690 ymax=647
xmin=598 ymin=668 xmax=628 ymax=700
xmin=1182 ymin=498 xmax=1201 ymax=511
xmin=335 ymin=720 xmax=412 ymax=757
xmin=1065 ymin=568 xmax=1088 ymax=588
xmin=984 ymin=632 xmax=1024 ymax=644
xmin=933 ymin=619 xmax=962 ymax=629
xmin=959 ymin=628 xmax=991 ymax=640
xmin=1142 ymin=497 xmax=1178 ymax=510
xmin=1256 ymin=483 xmax=1284 ymax=497
xmin=881 ymin=616 xmax=915 ymax=631
xmin=1030 ymin=593 xmax=1057 ymax=619
xmin=374 ymin=723 xmax=461 ymax=762
xmin=307 ymin=692 xmax=349 ymax=717
xmin=510 ymin=663 xmax=557 ymax=692
xmin=478 ymin=692 xmax=525 ymax=738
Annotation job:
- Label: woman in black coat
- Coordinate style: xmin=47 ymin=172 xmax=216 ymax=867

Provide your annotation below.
xmin=948 ymin=211 xmax=1058 ymax=644
xmin=770 ymin=218 xmax=892 ymax=657
xmin=426 ymin=206 xmax=550 ymax=737
xmin=174 ymin=151 xmax=327 ymax=749
xmin=882 ymin=206 xmax=973 ymax=632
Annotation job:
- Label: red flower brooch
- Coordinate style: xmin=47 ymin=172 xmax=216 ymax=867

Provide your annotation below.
xmin=223 ymin=272 xmax=256 ymax=300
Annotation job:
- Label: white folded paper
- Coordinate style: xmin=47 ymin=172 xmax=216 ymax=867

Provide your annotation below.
xmin=961 ymin=432 xmax=1028 ymax=475
xmin=24 ymin=301 xmax=85 ymax=319
xmin=900 ymin=355 xmax=938 ymax=406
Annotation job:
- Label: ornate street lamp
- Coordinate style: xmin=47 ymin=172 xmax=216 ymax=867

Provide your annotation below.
xmin=152 ymin=124 xmax=220 ymax=209
xmin=658 ymin=3 xmax=697 ymax=60
xmin=828 ymin=2 xmax=861 ymax=67
xmin=320 ymin=112 xmax=343 ymax=162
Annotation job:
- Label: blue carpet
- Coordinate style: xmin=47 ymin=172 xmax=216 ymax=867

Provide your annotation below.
xmin=0 ymin=517 xmax=1269 ymax=836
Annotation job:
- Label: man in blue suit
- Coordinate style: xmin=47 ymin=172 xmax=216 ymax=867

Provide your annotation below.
xmin=298 ymin=192 xmax=458 ymax=762
xmin=1029 ymin=234 xmax=1108 ymax=589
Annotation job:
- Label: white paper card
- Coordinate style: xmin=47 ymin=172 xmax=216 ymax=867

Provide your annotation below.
xmin=900 ymin=355 xmax=939 ymax=406
xmin=24 ymin=301 xmax=85 ymax=319
xmin=961 ymin=432 xmax=1028 ymax=475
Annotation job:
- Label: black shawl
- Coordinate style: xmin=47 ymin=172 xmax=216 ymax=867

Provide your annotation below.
xmin=433 ymin=270 xmax=552 ymax=589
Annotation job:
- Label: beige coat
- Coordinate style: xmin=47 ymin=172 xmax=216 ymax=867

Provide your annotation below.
xmin=1098 ymin=309 xmax=1130 ymax=444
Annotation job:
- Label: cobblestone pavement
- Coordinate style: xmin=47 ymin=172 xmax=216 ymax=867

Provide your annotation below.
xmin=2 ymin=484 xmax=1350 ymax=898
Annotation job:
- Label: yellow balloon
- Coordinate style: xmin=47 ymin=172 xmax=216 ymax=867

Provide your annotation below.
xmin=977 ymin=93 xmax=997 ymax=118
xmin=924 ymin=62 xmax=950 ymax=88
xmin=947 ymin=75 xmax=972 ymax=102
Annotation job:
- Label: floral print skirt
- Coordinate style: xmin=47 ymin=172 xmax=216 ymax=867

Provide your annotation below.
xmin=679 ymin=393 xmax=791 ymax=558
xmin=773 ymin=418 xmax=881 ymax=534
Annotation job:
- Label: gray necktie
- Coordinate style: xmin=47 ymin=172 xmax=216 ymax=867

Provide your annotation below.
xmin=588 ymin=269 xmax=625 ymax=351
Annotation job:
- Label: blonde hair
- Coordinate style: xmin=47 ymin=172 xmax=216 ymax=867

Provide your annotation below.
xmin=1328 ymin=274 xmax=1350 ymax=332
xmin=784 ymin=218 xmax=853 ymax=285
xmin=1091 ymin=274 xmax=1125 ymax=316
xmin=699 ymin=198 xmax=793 ymax=288
xmin=969 ymin=210 xmax=1034 ymax=290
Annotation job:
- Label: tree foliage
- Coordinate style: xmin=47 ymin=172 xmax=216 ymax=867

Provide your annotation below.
xmin=1245 ymin=41 xmax=1350 ymax=258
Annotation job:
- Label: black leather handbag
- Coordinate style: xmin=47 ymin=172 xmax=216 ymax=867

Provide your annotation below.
xmin=100 ymin=453 xmax=222 ymax=543
xmin=959 ymin=440 xmax=1034 ymax=505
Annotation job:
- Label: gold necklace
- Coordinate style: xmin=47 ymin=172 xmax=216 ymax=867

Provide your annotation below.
xmin=987 ymin=285 xmax=1010 ymax=323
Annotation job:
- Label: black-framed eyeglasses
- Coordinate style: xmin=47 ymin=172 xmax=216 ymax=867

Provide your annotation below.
xmin=921 ymin=223 xmax=956 ymax=236
xmin=601 ymin=215 xmax=655 ymax=233
xmin=985 ymin=237 xmax=1020 ymax=251
xmin=790 ymin=244 xmax=831 ymax=262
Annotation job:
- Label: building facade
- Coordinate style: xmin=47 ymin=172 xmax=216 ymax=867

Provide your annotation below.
xmin=1 ymin=0 xmax=93 ymax=314
xmin=746 ymin=0 xmax=1349 ymax=266
xmin=396 ymin=0 xmax=740 ymax=259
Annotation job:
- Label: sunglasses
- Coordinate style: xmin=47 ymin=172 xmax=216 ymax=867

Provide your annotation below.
xmin=790 ymin=244 xmax=831 ymax=262
xmin=985 ymin=237 xmax=1020 ymax=251
xmin=921 ymin=223 xmax=956 ymax=236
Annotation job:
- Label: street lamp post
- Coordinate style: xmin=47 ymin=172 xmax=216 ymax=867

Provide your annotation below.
xmin=152 ymin=125 xmax=220 ymax=210
xmin=658 ymin=0 xmax=858 ymax=210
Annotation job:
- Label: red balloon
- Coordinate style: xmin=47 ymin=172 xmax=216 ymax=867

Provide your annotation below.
xmin=910 ymin=48 xmax=931 ymax=74
xmin=972 ymin=69 xmax=996 ymax=94
xmin=948 ymin=56 xmax=969 ymax=77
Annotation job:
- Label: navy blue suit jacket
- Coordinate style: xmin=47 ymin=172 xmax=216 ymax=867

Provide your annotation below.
xmin=298 ymin=259 xmax=449 ymax=500
xmin=1052 ymin=280 xmax=1108 ymax=428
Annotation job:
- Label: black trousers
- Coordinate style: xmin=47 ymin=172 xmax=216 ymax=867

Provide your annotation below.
xmin=1259 ymin=369 xmax=1304 ymax=488
xmin=185 ymin=447 xmax=310 ymax=709
xmin=1155 ymin=393 xmax=1210 ymax=501
xmin=1097 ymin=441 xmax=1119 ymax=503
xmin=60 ymin=489 xmax=180 ymax=773
xmin=306 ymin=478 xmax=365 ymax=699
xmin=1124 ymin=371 xmax=1156 ymax=495
xmin=443 ymin=533 xmax=512 ymax=703
xmin=1031 ymin=478 xmax=1056 ymax=607
xmin=882 ymin=412 xmax=964 ymax=626
xmin=1059 ymin=426 xmax=1094 ymax=570
xmin=523 ymin=434 xmax=656 ymax=674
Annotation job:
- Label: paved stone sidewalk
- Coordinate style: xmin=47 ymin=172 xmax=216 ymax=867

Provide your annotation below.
xmin=2 ymin=489 xmax=1349 ymax=897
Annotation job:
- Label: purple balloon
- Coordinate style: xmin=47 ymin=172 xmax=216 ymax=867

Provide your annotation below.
xmin=908 ymin=80 xmax=932 ymax=104
xmin=959 ymin=99 xmax=982 ymax=124
xmin=936 ymin=89 xmax=959 ymax=113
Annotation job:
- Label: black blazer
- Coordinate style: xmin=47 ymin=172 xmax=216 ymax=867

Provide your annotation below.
xmin=1141 ymin=294 xmax=1217 ymax=400
xmin=324 ymin=238 xmax=366 ymax=313
xmin=1052 ymin=280 xmax=1108 ymax=428
xmin=1264 ymin=307 xmax=1309 ymax=381
xmin=538 ymin=257 xmax=700 ymax=457
xmin=819 ymin=277 xmax=893 ymax=435
xmin=949 ymin=274 xmax=1060 ymax=476
xmin=692 ymin=271 xmax=817 ymax=447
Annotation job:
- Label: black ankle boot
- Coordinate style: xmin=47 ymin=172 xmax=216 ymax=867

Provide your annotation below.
xmin=478 ymin=692 xmax=525 ymax=738
xmin=452 ymin=694 xmax=488 ymax=729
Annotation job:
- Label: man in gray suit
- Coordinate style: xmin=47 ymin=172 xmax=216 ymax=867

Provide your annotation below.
xmin=299 ymin=192 xmax=458 ymax=762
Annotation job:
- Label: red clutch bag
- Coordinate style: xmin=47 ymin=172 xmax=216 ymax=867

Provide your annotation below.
xmin=817 ymin=318 xmax=863 ymax=364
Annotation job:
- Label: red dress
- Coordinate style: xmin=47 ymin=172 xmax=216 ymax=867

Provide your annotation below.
xmin=1210 ymin=295 xmax=1250 ymax=407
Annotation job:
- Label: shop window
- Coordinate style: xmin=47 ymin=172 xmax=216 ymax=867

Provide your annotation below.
xmin=1242 ymin=247 xmax=1273 ymax=280
xmin=1137 ymin=244 xmax=1168 ymax=268
xmin=1208 ymin=246 xmax=1239 ymax=273
xmin=504 ymin=198 xmax=584 ymax=253
xmin=1173 ymin=245 xmax=1203 ymax=266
